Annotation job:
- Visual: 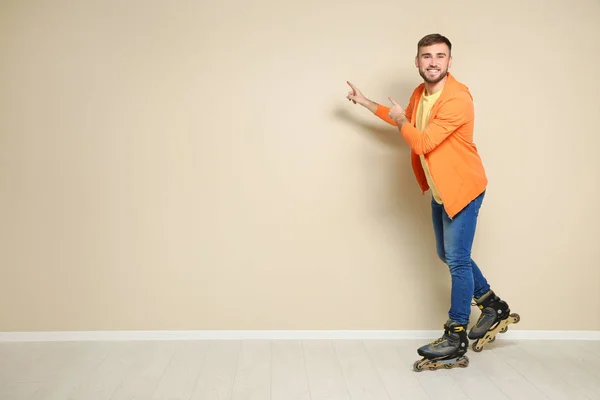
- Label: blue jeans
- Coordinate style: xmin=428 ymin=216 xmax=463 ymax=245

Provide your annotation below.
xmin=431 ymin=191 xmax=490 ymax=326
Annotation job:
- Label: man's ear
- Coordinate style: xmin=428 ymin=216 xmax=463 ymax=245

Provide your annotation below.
xmin=414 ymin=55 xmax=418 ymax=68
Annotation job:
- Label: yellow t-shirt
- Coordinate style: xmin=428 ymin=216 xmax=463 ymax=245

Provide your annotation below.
xmin=415 ymin=89 xmax=443 ymax=204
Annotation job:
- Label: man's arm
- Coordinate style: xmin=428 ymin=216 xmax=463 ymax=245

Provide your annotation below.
xmin=398 ymin=93 xmax=472 ymax=155
xmin=374 ymin=99 xmax=413 ymax=127
xmin=362 ymin=99 xmax=379 ymax=114
xmin=347 ymin=81 xmax=380 ymax=115
xmin=346 ymin=81 xmax=412 ymax=126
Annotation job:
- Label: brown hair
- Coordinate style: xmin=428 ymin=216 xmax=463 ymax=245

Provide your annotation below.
xmin=417 ymin=33 xmax=452 ymax=55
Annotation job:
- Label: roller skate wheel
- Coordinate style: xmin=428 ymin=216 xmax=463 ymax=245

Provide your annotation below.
xmin=499 ymin=327 xmax=508 ymax=334
xmin=472 ymin=342 xmax=483 ymax=352
xmin=510 ymin=313 xmax=521 ymax=323
xmin=413 ymin=360 xmax=424 ymax=372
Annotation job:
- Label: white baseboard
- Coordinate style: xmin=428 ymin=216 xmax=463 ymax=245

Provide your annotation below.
xmin=0 ymin=330 xmax=599 ymax=342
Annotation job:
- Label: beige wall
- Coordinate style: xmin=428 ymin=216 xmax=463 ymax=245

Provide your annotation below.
xmin=1 ymin=0 xmax=599 ymax=332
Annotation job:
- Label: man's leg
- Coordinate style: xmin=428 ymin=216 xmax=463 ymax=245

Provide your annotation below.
xmin=433 ymin=197 xmax=491 ymax=300
xmin=414 ymin=197 xmax=478 ymax=369
xmin=470 ymin=259 xmax=491 ymax=299
xmin=425 ymin=191 xmax=519 ymax=359
xmin=441 ymin=191 xmax=486 ymax=326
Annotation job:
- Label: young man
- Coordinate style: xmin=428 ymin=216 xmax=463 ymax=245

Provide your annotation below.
xmin=346 ymin=33 xmax=519 ymax=371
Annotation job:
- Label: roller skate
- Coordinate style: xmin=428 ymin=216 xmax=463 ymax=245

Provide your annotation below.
xmin=413 ymin=320 xmax=470 ymax=372
xmin=468 ymin=289 xmax=520 ymax=352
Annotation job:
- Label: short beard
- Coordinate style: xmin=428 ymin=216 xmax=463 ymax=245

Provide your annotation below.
xmin=419 ymin=68 xmax=447 ymax=84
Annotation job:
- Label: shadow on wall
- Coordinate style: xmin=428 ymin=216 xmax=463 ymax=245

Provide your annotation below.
xmin=331 ymin=82 xmax=452 ymax=325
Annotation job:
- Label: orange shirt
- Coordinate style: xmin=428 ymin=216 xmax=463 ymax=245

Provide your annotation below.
xmin=375 ymin=73 xmax=487 ymax=218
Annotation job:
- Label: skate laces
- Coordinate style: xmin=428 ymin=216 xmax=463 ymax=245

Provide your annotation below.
xmin=429 ymin=326 xmax=451 ymax=346
xmin=430 ymin=336 xmax=446 ymax=345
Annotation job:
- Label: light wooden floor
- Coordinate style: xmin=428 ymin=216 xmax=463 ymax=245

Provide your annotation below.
xmin=1 ymin=338 xmax=599 ymax=400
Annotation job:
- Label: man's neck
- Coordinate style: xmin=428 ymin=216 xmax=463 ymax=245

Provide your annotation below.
xmin=424 ymin=74 xmax=448 ymax=95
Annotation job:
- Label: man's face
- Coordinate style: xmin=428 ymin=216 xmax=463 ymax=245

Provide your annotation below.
xmin=415 ymin=43 xmax=452 ymax=84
